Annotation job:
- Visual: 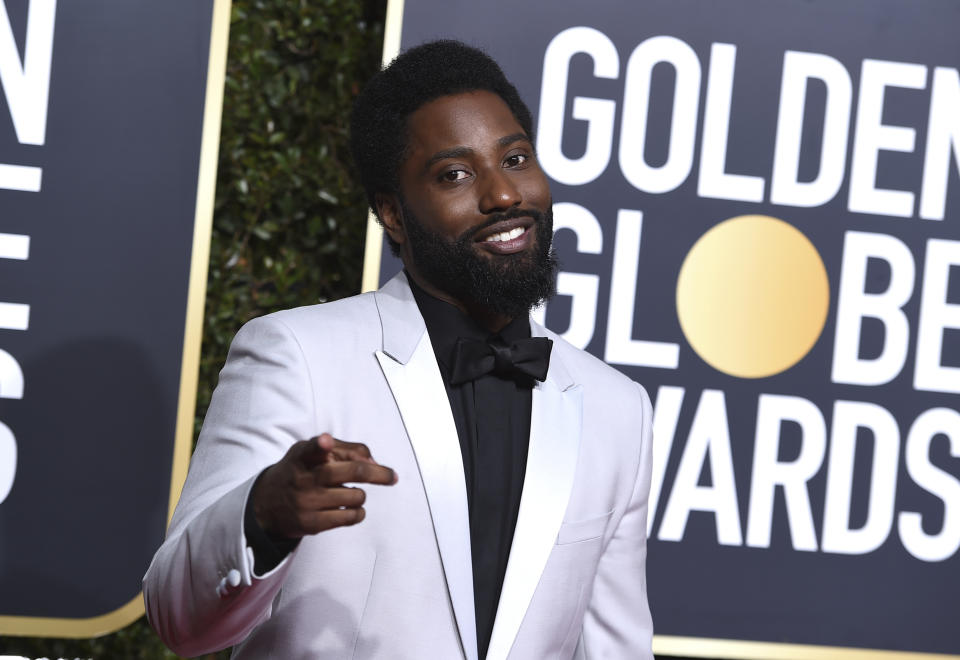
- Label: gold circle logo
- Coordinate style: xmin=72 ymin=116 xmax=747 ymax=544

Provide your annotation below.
xmin=676 ymin=215 xmax=829 ymax=379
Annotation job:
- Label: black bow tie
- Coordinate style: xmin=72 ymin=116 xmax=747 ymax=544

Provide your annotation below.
xmin=448 ymin=336 xmax=553 ymax=386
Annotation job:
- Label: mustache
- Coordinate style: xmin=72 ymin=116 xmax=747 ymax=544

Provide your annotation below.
xmin=458 ymin=206 xmax=547 ymax=243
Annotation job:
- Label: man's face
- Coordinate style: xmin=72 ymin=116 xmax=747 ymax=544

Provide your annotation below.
xmin=385 ymin=90 xmax=557 ymax=320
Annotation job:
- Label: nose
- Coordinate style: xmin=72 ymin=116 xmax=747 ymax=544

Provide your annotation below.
xmin=478 ymin=169 xmax=521 ymax=214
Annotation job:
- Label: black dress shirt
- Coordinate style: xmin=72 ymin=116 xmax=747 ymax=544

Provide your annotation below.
xmin=408 ymin=278 xmax=534 ymax=660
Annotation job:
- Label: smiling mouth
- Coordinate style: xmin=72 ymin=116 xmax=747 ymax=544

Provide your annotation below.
xmin=484 ymin=226 xmax=526 ymax=243
xmin=473 ymin=220 xmax=534 ymax=255
xmin=472 ymin=214 xmax=535 ymax=242
xmin=468 ymin=208 xmax=542 ymax=255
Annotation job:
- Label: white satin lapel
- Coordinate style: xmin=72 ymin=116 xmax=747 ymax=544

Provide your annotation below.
xmin=485 ymin=361 xmax=583 ymax=660
xmin=375 ymin=336 xmax=478 ymax=660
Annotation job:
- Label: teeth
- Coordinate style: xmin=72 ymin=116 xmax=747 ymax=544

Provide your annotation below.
xmin=485 ymin=227 xmax=525 ymax=242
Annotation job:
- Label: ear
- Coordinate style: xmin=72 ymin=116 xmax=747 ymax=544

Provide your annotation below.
xmin=375 ymin=193 xmax=406 ymax=247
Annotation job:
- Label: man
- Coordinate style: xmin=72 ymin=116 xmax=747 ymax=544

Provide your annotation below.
xmin=144 ymin=40 xmax=654 ymax=659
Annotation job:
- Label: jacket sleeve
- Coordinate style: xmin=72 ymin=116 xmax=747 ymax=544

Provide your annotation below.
xmin=578 ymin=382 xmax=655 ymax=659
xmin=142 ymin=314 xmax=316 ymax=657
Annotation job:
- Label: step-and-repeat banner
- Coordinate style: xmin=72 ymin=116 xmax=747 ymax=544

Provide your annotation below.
xmin=0 ymin=0 xmax=228 ymax=637
xmin=366 ymin=0 xmax=960 ymax=657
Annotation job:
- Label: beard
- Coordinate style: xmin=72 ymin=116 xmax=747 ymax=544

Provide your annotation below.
xmin=400 ymin=201 xmax=559 ymax=320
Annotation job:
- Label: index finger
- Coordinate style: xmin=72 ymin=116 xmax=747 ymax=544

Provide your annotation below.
xmin=316 ymin=460 xmax=398 ymax=487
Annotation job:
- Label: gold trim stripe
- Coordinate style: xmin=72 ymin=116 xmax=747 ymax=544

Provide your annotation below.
xmin=361 ymin=210 xmax=383 ymax=293
xmin=167 ymin=0 xmax=231 ymax=527
xmin=360 ymin=0 xmax=405 ymax=293
xmin=0 ymin=595 xmax=144 ymax=639
xmin=654 ymin=635 xmax=960 ymax=660
xmin=0 ymin=0 xmax=232 ymax=638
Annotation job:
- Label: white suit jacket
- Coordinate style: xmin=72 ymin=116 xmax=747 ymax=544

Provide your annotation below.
xmin=143 ymin=273 xmax=654 ymax=659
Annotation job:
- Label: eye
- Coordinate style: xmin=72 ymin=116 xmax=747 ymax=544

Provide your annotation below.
xmin=439 ymin=168 xmax=470 ymax=182
xmin=504 ymin=153 xmax=530 ymax=168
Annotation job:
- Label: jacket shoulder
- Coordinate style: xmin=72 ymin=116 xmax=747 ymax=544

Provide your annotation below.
xmin=238 ymin=291 xmax=381 ymax=344
xmin=541 ymin=325 xmax=644 ymax=396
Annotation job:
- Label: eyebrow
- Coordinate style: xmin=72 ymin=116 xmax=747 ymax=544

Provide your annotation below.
xmin=424 ymin=147 xmax=472 ymax=170
xmin=422 ymin=132 xmax=532 ymax=171
xmin=498 ymin=132 xmax=531 ymax=148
